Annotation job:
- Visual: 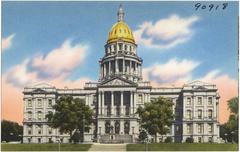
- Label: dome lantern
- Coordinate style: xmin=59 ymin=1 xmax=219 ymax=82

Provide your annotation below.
xmin=117 ymin=4 xmax=124 ymax=22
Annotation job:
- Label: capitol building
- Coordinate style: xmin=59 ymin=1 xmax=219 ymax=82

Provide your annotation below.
xmin=23 ymin=6 xmax=221 ymax=144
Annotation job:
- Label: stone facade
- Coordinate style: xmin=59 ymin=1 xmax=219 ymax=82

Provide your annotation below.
xmin=22 ymin=6 xmax=221 ymax=144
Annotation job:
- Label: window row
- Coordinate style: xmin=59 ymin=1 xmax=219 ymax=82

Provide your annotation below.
xmin=27 ymin=125 xmax=53 ymax=135
xmin=186 ymin=109 xmax=213 ymax=119
xmin=106 ymin=44 xmax=136 ymax=54
xmin=186 ymin=97 xmax=214 ymax=105
xmin=186 ymin=123 xmax=213 ymax=134
xmin=27 ymin=99 xmax=53 ymax=108
xmin=26 ymin=111 xmax=52 ymax=121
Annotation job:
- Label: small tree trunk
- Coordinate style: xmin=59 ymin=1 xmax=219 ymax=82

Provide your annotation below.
xmin=69 ymin=131 xmax=73 ymax=143
xmin=155 ymin=133 xmax=157 ymax=143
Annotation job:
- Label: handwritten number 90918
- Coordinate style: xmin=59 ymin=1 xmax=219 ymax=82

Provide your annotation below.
xmin=195 ymin=3 xmax=228 ymax=11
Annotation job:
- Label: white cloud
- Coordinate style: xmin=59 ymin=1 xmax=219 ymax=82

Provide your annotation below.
xmin=32 ymin=40 xmax=88 ymax=76
xmin=134 ymin=15 xmax=199 ymax=49
xmin=143 ymin=58 xmax=200 ymax=85
xmin=2 ymin=34 xmax=15 ymax=51
xmin=5 ymin=59 xmax=39 ymax=87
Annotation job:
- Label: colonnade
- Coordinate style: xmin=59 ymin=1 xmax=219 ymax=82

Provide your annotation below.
xmin=98 ymin=91 xmax=137 ymax=116
xmin=100 ymin=59 xmax=142 ymax=80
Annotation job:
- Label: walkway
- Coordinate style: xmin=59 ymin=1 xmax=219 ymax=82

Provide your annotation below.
xmin=88 ymin=143 xmax=126 ymax=151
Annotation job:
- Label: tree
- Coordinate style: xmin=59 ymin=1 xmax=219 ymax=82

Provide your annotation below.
xmin=1 ymin=120 xmax=23 ymax=142
xmin=138 ymin=129 xmax=148 ymax=143
xmin=136 ymin=96 xmax=174 ymax=142
xmin=220 ymin=97 xmax=238 ymax=143
xmin=164 ymin=137 xmax=173 ymax=143
xmin=46 ymin=96 xmax=94 ymax=143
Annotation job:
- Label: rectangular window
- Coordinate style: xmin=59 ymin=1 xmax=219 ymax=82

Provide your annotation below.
xmin=198 ymin=137 xmax=202 ymax=143
xmin=48 ymin=99 xmax=52 ymax=107
xmin=198 ymin=110 xmax=202 ymax=119
xmin=198 ymin=97 xmax=202 ymax=105
xmin=186 ymin=110 xmax=192 ymax=119
xmin=208 ymin=110 xmax=213 ymax=119
xmin=28 ymin=112 xmax=32 ymax=120
xmin=37 ymin=112 xmax=42 ymax=120
xmin=187 ymin=97 xmax=191 ymax=105
xmin=197 ymin=124 xmax=202 ymax=133
xmin=48 ymin=128 xmax=52 ymax=134
xmin=138 ymin=95 xmax=143 ymax=103
xmin=37 ymin=99 xmax=42 ymax=107
xmin=27 ymin=99 xmax=32 ymax=107
xmin=208 ymin=124 xmax=213 ymax=133
xmin=38 ymin=138 xmax=41 ymax=143
xmin=208 ymin=137 xmax=213 ymax=143
xmin=187 ymin=124 xmax=191 ymax=134
xmin=38 ymin=127 xmax=42 ymax=134
xmin=208 ymin=97 xmax=213 ymax=105
xmin=28 ymin=127 xmax=32 ymax=135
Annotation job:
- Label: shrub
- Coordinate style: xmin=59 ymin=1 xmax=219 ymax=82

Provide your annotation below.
xmin=164 ymin=137 xmax=173 ymax=143
xmin=185 ymin=137 xmax=194 ymax=143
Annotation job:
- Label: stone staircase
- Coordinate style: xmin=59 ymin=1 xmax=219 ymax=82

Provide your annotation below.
xmin=99 ymin=134 xmax=132 ymax=143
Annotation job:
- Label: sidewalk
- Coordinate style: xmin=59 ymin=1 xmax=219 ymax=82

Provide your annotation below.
xmin=88 ymin=143 xmax=126 ymax=151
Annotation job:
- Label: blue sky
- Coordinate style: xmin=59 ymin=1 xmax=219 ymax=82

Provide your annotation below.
xmin=2 ymin=1 xmax=239 ymax=124
xmin=2 ymin=1 xmax=238 ymax=83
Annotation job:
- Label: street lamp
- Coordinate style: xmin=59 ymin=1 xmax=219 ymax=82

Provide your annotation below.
xmin=231 ymin=131 xmax=235 ymax=143
xmin=56 ymin=137 xmax=61 ymax=152
xmin=224 ymin=133 xmax=228 ymax=143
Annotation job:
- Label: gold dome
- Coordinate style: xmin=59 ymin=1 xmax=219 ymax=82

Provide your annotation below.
xmin=107 ymin=5 xmax=135 ymax=44
xmin=107 ymin=21 xmax=135 ymax=44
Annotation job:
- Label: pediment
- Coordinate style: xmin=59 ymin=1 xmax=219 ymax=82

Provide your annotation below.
xmin=193 ymin=85 xmax=207 ymax=90
xmin=100 ymin=77 xmax=136 ymax=86
xmin=32 ymin=88 xmax=47 ymax=93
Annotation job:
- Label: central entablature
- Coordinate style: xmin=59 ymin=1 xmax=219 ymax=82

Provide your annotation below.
xmin=99 ymin=5 xmax=143 ymax=83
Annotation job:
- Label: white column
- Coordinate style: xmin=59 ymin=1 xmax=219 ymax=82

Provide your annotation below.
xmin=104 ymin=63 xmax=106 ymax=77
xmin=120 ymin=120 xmax=124 ymax=135
xmin=98 ymin=93 xmax=101 ymax=115
xmin=111 ymin=91 xmax=114 ymax=115
xmin=130 ymin=92 xmax=133 ymax=115
xmin=192 ymin=96 xmax=195 ymax=119
xmin=116 ymin=59 xmax=119 ymax=73
xmin=130 ymin=60 xmax=132 ymax=74
xmin=109 ymin=61 xmax=111 ymax=75
xmin=123 ymin=59 xmax=125 ymax=74
xmin=134 ymin=62 xmax=137 ymax=75
xmin=102 ymin=92 xmax=104 ymax=115
xmin=121 ymin=91 xmax=124 ymax=116
xmin=134 ymin=92 xmax=137 ymax=114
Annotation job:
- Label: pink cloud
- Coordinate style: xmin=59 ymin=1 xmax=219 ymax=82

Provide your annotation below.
xmin=2 ymin=34 xmax=15 ymax=51
xmin=143 ymin=58 xmax=199 ymax=84
xmin=32 ymin=40 xmax=88 ymax=76
xmin=143 ymin=61 xmax=237 ymax=124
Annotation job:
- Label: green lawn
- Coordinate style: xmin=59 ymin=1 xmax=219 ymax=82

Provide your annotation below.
xmin=127 ymin=143 xmax=238 ymax=151
xmin=1 ymin=143 xmax=92 ymax=151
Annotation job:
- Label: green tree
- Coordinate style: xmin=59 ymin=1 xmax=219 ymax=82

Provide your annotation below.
xmin=1 ymin=120 xmax=23 ymax=142
xmin=220 ymin=97 xmax=238 ymax=143
xmin=138 ymin=129 xmax=148 ymax=143
xmin=136 ymin=96 xmax=174 ymax=142
xmin=46 ymin=96 xmax=94 ymax=143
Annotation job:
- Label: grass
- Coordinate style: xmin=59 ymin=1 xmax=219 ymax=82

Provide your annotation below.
xmin=127 ymin=143 xmax=238 ymax=151
xmin=1 ymin=143 xmax=92 ymax=151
